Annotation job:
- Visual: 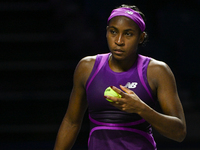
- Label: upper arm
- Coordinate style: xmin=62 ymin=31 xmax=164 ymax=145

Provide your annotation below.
xmin=147 ymin=60 xmax=185 ymax=122
xmin=64 ymin=56 xmax=96 ymax=125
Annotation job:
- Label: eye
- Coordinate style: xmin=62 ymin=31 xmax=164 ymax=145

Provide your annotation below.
xmin=125 ymin=32 xmax=133 ymax=36
xmin=110 ymin=29 xmax=117 ymax=35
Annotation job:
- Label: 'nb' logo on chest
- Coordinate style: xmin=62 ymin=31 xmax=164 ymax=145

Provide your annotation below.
xmin=124 ymin=82 xmax=138 ymax=88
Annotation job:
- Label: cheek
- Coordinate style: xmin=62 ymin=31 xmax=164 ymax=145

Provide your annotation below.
xmin=107 ymin=37 xmax=114 ymax=46
xmin=126 ymin=40 xmax=139 ymax=50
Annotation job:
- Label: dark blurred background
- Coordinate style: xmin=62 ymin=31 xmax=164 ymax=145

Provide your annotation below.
xmin=0 ymin=0 xmax=200 ymax=149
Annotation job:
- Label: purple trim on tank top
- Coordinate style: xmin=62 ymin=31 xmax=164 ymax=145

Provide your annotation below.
xmin=89 ymin=114 xmax=145 ymax=127
xmin=86 ymin=53 xmax=109 ymax=91
xmin=137 ymin=55 xmax=154 ymax=102
xmin=88 ymin=126 xmax=157 ymax=149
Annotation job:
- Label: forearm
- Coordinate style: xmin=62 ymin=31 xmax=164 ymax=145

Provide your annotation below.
xmin=54 ymin=119 xmax=81 ymax=150
xmin=138 ymin=103 xmax=186 ymax=142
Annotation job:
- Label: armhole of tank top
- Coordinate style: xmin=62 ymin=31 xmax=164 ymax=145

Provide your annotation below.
xmin=143 ymin=58 xmax=156 ymax=102
xmin=137 ymin=55 xmax=155 ymax=102
xmin=86 ymin=53 xmax=109 ymax=91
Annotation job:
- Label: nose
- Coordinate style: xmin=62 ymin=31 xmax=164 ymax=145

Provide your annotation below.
xmin=115 ymin=34 xmax=124 ymax=46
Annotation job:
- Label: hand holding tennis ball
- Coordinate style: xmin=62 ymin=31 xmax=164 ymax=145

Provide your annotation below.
xmin=104 ymin=86 xmax=122 ymax=102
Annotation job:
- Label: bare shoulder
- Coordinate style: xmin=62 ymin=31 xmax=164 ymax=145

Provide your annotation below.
xmin=76 ymin=55 xmax=97 ymax=74
xmin=74 ymin=55 xmax=97 ymax=87
xmin=148 ymin=58 xmax=174 ymax=78
xmin=147 ymin=58 xmax=175 ymax=93
xmin=148 ymin=58 xmax=171 ymax=72
xmin=79 ymin=55 xmax=97 ymax=67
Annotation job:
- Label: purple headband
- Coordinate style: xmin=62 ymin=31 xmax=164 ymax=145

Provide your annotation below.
xmin=107 ymin=7 xmax=146 ymax=32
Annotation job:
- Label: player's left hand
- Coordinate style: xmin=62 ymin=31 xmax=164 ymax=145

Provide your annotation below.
xmin=106 ymin=85 xmax=146 ymax=114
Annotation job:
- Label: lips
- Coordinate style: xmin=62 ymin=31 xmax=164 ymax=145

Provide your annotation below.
xmin=113 ymin=49 xmax=124 ymax=55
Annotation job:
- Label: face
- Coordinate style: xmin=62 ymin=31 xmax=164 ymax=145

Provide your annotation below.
xmin=106 ymin=16 xmax=145 ymax=60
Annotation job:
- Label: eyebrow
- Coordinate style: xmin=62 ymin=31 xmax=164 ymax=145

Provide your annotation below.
xmin=108 ymin=26 xmax=136 ymax=32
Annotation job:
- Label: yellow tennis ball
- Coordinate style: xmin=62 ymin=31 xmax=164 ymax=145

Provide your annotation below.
xmin=104 ymin=87 xmax=121 ymax=102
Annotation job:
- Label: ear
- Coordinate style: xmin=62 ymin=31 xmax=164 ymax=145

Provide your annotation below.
xmin=139 ymin=32 xmax=146 ymax=44
xmin=106 ymin=26 xmax=109 ymax=37
xmin=106 ymin=26 xmax=109 ymax=30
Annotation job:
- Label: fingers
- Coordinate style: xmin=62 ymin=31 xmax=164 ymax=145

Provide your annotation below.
xmin=109 ymin=85 xmax=135 ymax=99
xmin=110 ymin=100 xmax=123 ymax=109
xmin=119 ymin=85 xmax=134 ymax=94
xmin=111 ymin=86 xmax=124 ymax=96
xmin=107 ymin=86 xmax=125 ymax=104
xmin=115 ymin=101 xmax=119 ymax=104
xmin=111 ymin=85 xmax=134 ymax=95
xmin=104 ymin=95 xmax=121 ymax=104
xmin=104 ymin=85 xmax=135 ymax=104
xmin=104 ymin=85 xmax=138 ymax=113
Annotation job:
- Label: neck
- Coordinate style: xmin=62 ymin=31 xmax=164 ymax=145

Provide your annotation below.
xmin=109 ymin=53 xmax=138 ymax=72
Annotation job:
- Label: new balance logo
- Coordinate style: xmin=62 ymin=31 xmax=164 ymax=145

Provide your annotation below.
xmin=124 ymin=82 xmax=138 ymax=88
xmin=125 ymin=10 xmax=133 ymax=15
